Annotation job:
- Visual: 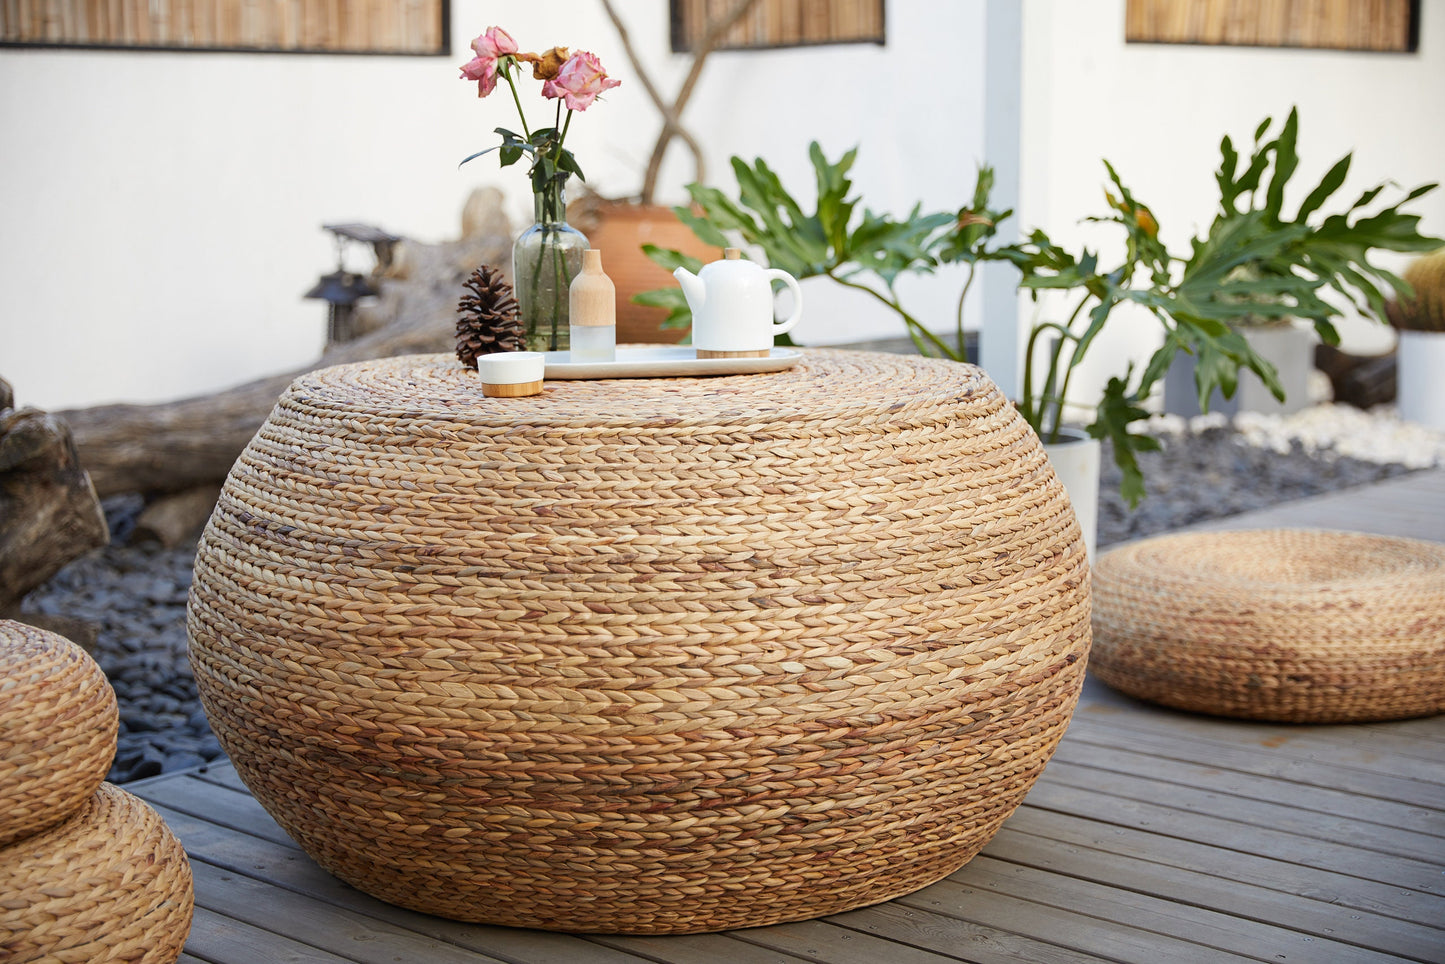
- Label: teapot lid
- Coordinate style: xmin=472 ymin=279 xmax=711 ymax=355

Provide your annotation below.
xmin=724 ymin=248 xmax=741 ymax=260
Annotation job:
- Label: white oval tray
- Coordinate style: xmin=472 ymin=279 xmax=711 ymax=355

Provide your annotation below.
xmin=543 ymin=347 xmax=801 ymax=379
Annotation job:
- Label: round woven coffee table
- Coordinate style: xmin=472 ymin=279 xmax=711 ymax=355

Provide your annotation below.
xmin=1091 ymin=528 xmax=1445 ymax=722
xmin=187 ymin=349 xmax=1091 ymax=934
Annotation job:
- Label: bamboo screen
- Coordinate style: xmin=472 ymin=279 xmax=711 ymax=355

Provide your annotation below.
xmin=1 ymin=0 xmax=449 ymax=54
xmin=670 ymin=0 xmax=885 ymax=52
xmin=1125 ymin=0 xmax=1418 ymax=52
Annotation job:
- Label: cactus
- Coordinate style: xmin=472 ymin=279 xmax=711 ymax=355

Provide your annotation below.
xmin=1393 ymin=248 xmax=1445 ymax=332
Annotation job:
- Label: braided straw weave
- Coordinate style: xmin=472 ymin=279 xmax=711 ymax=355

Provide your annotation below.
xmin=187 ymin=349 xmax=1091 ymax=934
xmin=1092 ymin=529 xmax=1445 ymax=722
xmin=0 ymin=619 xmax=118 ymax=846
xmin=0 ymin=783 xmax=193 ymax=963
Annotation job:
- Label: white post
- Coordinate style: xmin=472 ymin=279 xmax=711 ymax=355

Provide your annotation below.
xmin=980 ymin=0 xmax=1023 ymax=400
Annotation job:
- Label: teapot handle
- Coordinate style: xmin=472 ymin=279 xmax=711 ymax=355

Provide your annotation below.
xmin=764 ymin=269 xmax=804 ymax=335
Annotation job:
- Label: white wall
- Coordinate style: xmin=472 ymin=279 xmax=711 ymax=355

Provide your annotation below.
xmin=1018 ymin=0 xmax=1445 ymax=413
xmin=0 ymin=0 xmax=989 ymax=410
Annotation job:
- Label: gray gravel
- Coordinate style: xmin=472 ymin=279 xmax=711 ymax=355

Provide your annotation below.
xmin=17 ymin=423 xmax=1420 ymax=784
xmin=1097 ymin=424 xmax=1416 ymax=547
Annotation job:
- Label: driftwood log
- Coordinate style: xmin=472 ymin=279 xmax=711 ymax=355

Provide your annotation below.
xmin=0 ymin=405 xmax=109 ymax=612
xmin=1314 ymin=343 xmax=1397 ymax=410
xmin=60 ymin=190 xmax=512 ymax=499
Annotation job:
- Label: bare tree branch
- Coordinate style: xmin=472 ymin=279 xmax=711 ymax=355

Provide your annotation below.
xmin=603 ymin=0 xmax=763 ymax=204
xmin=599 ymin=0 xmax=707 ymax=202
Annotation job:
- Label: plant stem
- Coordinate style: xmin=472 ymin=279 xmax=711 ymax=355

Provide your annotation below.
xmin=1047 ymin=294 xmax=1095 ymax=439
xmin=954 ymin=263 xmax=978 ymax=362
xmin=1022 ymin=320 xmax=1066 ymax=435
xmin=830 ymin=273 xmax=962 ymax=361
xmin=549 ymin=223 xmax=566 ymax=350
xmin=505 ymin=69 xmax=531 ymax=140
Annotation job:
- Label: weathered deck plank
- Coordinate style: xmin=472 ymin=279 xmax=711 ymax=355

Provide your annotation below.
xmin=128 ymin=468 xmax=1445 ymax=963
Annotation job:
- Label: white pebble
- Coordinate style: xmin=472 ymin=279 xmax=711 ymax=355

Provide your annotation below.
xmin=1219 ymin=404 xmax=1445 ymax=468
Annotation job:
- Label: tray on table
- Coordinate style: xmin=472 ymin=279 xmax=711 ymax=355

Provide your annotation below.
xmin=542 ymin=346 xmax=800 ymax=379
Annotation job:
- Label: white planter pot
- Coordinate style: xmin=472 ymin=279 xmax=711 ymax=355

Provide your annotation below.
xmin=1042 ymin=427 xmax=1100 ymax=563
xmin=1397 ymin=329 xmax=1445 ymax=431
xmin=1164 ymin=323 xmax=1316 ymax=417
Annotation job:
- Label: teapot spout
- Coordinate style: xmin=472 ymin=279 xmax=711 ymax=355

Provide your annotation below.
xmin=673 ymin=266 xmax=706 ymax=314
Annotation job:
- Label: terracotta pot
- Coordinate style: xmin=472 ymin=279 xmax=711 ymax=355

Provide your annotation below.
xmin=577 ymin=202 xmax=719 ymax=345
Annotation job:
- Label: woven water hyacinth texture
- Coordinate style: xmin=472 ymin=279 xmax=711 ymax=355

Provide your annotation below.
xmin=0 ymin=620 xmax=118 ymax=847
xmin=0 ymin=783 xmax=193 ymax=963
xmin=186 ymin=349 xmax=1091 ymax=934
xmin=1092 ymin=529 xmax=1445 ymax=722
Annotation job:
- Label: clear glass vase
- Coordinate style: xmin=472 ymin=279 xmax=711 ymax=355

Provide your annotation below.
xmin=512 ymin=177 xmax=589 ymax=353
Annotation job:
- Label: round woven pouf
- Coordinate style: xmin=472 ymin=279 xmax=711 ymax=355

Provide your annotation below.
xmin=0 ymin=783 xmax=193 ymax=963
xmin=1092 ymin=529 xmax=1445 ymax=722
xmin=187 ymin=350 xmax=1092 ymax=934
xmin=0 ymin=619 xmax=118 ymax=846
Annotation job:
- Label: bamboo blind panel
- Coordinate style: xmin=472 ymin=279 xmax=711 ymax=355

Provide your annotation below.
xmin=1 ymin=0 xmax=448 ymax=54
xmin=671 ymin=0 xmax=885 ymax=52
xmin=1125 ymin=0 xmax=1418 ymax=52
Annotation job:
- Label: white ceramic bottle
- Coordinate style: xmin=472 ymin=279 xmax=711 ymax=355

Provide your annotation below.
xmin=569 ymin=249 xmax=616 ymax=362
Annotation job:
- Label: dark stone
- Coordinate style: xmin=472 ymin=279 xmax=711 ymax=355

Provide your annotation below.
xmin=0 ymin=408 xmax=109 ymax=611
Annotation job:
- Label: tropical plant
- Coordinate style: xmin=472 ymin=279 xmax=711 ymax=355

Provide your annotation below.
xmin=1020 ymin=109 xmax=1438 ymax=502
xmin=633 ymin=143 xmax=975 ymax=357
xmin=638 ymin=110 xmax=1440 ymax=506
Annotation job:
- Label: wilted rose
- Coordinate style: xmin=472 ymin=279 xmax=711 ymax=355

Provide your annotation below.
xmin=541 ymin=50 xmax=621 ymax=112
xmin=460 ymin=26 xmax=517 ymax=97
xmin=517 ymin=46 xmax=570 ymax=82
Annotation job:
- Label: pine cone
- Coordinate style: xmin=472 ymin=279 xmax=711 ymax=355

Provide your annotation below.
xmin=456 ymin=265 xmax=525 ymax=366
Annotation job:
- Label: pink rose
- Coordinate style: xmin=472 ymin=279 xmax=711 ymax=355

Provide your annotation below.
xmin=541 ymin=50 xmax=620 ymax=111
xmin=460 ymin=26 xmax=517 ymax=97
xmin=471 ymin=26 xmax=516 ymax=59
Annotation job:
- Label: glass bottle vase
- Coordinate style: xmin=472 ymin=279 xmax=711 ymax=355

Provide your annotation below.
xmin=512 ymin=177 xmax=589 ymax=353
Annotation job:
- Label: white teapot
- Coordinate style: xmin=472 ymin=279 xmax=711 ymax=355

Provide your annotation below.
xmin=673 ymin=248 xmax=803 ymax=358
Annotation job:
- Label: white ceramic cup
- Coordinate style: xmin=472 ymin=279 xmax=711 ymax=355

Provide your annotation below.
xmin=475 ymin=351 xmax=545 ymax=397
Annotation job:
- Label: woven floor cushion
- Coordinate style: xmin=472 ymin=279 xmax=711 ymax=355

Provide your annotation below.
xmin=0 ymin=782 xmax=193 ymax=963
xmin=1091 ymin=529 xmax=1445 ymax=722
xmin=0 ymin=619 xmax=118 ymax=846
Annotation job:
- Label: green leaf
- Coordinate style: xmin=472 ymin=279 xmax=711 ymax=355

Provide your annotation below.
xmin=557 ymin=151 xmax=585 ymax=179
xmin=630 ymin=285 xmax=693 ymax=329
xmin=684 ymin=183 xmax=762 ymax=239
xmin=1235 ymin=129 xmax=1275 ymax=200
xmin=640 ymin=244 xmax=704 ymax=274
xmin=1264 ymin=107 xmax=1299 ymax=220
xmin=459 ymin=145 xmax=504 ymax=168
xmin=1089 ymin=374 xmax=1154 ymax=508
xmin=671 ymin=203 xmax=731 ymax=248
xmin=1216 ymin=135 xmax=1241 ymax=210
xmin=1404 ymin=182 xmax=1439 ymax=203
xmin=1296 ymin=153 xmax=1351 ymax=222
xmin=1135 ymin=340 xmax=1181 ymax=397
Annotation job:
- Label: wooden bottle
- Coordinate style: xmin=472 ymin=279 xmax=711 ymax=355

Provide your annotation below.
xmin=569 ymin=249 xmax=616 ymax=362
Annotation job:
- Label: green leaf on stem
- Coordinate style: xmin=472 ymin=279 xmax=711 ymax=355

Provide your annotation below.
xmin=1090 ymin=374 xmax=1156 ymax=509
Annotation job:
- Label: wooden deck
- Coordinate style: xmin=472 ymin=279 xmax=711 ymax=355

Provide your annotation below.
xmin=132 ymin=469 xmax=1445 ymax=964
